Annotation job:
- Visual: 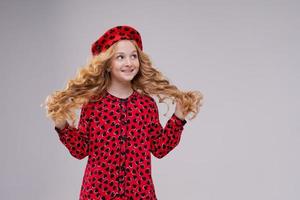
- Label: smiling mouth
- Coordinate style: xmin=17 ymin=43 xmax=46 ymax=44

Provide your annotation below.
xmin=121 ymin=69 xmax=134 ymax=73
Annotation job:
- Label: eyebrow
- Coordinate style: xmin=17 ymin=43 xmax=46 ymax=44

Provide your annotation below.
xmin=115 ymin=50 xmax=137 ymax=55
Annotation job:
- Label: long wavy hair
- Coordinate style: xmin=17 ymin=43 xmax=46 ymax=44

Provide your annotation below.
xmin=42 ymin=40 xmax=203 ymax=127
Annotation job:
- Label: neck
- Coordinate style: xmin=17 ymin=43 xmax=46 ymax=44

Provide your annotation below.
xmin=106 ymin=81 xmax=133 ymax=98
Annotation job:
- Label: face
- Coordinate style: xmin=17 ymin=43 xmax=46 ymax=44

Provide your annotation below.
xmin=109 ymin=40 xmax=140 ymax=84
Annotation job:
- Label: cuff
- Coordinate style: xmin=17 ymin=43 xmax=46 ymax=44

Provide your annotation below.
xmin=171 ymin=113 xmax=187 ymax=126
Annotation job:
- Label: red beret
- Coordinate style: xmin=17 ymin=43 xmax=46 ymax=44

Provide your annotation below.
xmin=91 ymin=25 xmax=143 ymax=56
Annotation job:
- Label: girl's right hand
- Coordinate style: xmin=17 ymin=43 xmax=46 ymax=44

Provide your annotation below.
xmin=54 ymin=119 xmax=67 ymax=130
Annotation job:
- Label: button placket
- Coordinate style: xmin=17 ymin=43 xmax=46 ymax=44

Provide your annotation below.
xmin=118 ymin=98 xmax=128 ymax=195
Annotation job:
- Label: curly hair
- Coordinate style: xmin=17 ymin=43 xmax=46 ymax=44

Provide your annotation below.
xmin=42 ymin=40 xmax=203 ymax=127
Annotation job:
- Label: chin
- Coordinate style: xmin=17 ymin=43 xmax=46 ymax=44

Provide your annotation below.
xmin=121 ymin=73 xmax=138 ymax=81
xmin=116 ymin=76 xmax=134 ymax=83
xmin=122 ymin=77 xmax=135 ymax=82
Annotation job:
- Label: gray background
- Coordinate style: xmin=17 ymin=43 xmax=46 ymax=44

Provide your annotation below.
xmin=1 ymin=0 xmax=299 ymax=199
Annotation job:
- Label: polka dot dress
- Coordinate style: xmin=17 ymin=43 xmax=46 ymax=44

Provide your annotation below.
xmin=55 ymin=90 xmax=187 ymax=200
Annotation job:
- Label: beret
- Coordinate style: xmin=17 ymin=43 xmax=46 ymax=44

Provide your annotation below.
xmin=91 ymin=25 xmax=143 ymax=56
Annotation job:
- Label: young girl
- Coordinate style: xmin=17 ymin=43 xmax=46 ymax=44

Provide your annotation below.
xmin=43 ymin=25 xmax=203 ymax=200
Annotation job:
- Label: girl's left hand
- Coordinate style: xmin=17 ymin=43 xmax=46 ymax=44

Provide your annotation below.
xmin=174 ymin=100 xmax=185 ymax=120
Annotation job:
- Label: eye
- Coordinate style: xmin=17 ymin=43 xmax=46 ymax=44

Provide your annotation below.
xmin=131 ymin=54 xmax=138 ymax=59
xmin=116 ymin=55 xmax=124 ymax=59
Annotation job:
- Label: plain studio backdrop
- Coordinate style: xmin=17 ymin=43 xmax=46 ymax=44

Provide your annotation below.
xmin=0 ymin=0 xmax=299 ymax=199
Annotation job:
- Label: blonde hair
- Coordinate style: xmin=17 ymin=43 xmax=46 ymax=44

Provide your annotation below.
xmin=42 ymin=40 xmax=203 ymax=127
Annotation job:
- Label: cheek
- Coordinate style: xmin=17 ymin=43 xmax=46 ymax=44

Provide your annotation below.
xmin=111 ymin=62 xmax=121 ymax=70
xmin=134 ymin=64 xmax=140 ymax=72
xmin=134 ymin=60 xmax=140 ymax=67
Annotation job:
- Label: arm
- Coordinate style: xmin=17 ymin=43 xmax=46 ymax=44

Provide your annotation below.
xmin=54 ymin=104 xmax=91 ymax=160
xmin=149 ymin=99 xmax=187 ymax=159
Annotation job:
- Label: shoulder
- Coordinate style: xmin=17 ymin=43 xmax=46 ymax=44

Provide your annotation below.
xmin=136 ymin=93 xmax=158 ymax=113
xmin=82 ymin=93 xmax=106 ymax=109
xmin=89 ymin=93 xmax=105 ymax=102
xmin=80 ymin=98 xmax=99 ymax=115
xmin=137 ymin=92 xmax=156 ymax=105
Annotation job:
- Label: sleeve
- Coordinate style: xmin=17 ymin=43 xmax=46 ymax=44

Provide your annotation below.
xmin=149 ymin=99 xmax=187 ymax=159
xmin=54 ymin=104 xmax=91 ymax=160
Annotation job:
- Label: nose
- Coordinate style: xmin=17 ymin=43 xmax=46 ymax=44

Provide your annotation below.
xmin=124 ymin=57 xmax=133 ymax=66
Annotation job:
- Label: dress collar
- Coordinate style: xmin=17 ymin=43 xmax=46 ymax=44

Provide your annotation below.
xmin=104 ymin=89 xmax=138 ymax=102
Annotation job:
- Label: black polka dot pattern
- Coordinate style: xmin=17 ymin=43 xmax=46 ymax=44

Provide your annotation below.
xmin=55 ymin=90 xmax=187 ymax=199
xmin=91 ymin=25 xmax=143 ymax=56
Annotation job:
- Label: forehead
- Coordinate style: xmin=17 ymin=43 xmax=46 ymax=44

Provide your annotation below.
xmin=115 ymin=40 xmax=136 ymax=52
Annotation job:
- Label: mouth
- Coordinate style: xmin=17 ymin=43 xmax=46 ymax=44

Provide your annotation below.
xmin=121 ymin=69 xmax=134 ymax=73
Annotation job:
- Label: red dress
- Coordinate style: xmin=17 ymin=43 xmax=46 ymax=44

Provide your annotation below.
xmin=55 ymin=90 xmax=187 ymax=200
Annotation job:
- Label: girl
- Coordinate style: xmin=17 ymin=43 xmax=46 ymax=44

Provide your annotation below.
xmin=43 ymin=25 xmax=203 ymax=200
